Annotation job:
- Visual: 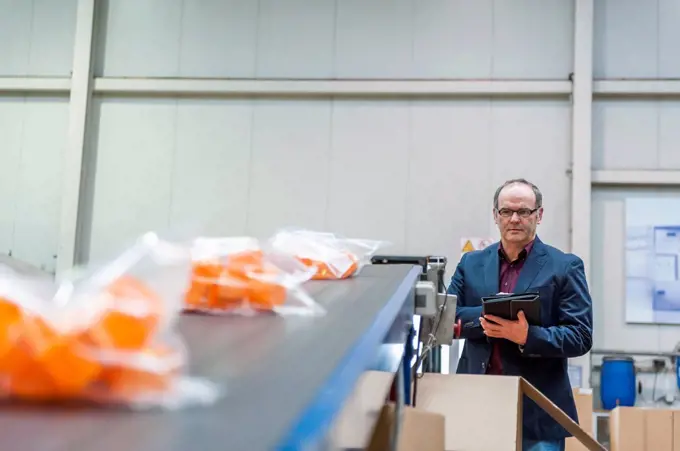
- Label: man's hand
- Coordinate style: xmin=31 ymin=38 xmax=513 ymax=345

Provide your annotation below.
xmin=480 ymin=311 xmax=529 ymax=345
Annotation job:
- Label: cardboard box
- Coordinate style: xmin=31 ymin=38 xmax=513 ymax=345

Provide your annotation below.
xmin=415 ymin=373 xmax=605 ymax=451
xmin=609 ymin=406 xmax=678 ymax=451
xmin=566 ymin=388 xmax=594 ymax=451
xmin=366 ymin=403 xmax=445 ymax=451
xmin=332 ymin=371 xmax=604 ymax=451
xmin=330 ymin=371 xmax=395 ymax=449
xmin=331 ymin=371 xmax=445 ymax=451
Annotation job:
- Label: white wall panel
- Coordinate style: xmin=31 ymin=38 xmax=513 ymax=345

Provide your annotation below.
xmin=0 ymin=0 xmax=77 ymax=76
xmin=0 ymin=99 xmax=24 ymax=257
xmin=179 ymin=0 xmax=259 ymax=78
xmin=334 ymin=0 xmax=413 ymax=79
xmin=658 ymin=0 xmax=680 ymax=78
xmin=256 ymin=0 xmax=335 ymax=78
xmin=97 ymin=0 xmax=183 ymax=77
xmin=0 ymin=1 xmax=31 ymax=76
xmin=658 ymin=101 xmax=680 ymax=169
xmin=96 ymin=0 xmax=573 ymax=79
xmin=592 ymin=99 xmax=680 ymax=170
xmin=406 ymin=100 xmax=492 ymax=259
xmin=12 ymin=99 xmax=68 ymax=273
xmin=592 ymin=100 xmax=658 ymax=170
xmin=171 ymin=99 xmax=253 ymax=237
xmin=88 ymin=99 xmax=176 ymax=262
xmin=491 ymin=100 xmax=572 ymax=252
xmin=492 ymin=0 xmax=574 ymax=79
xmin=85 ymin=98 xmax=571 ymax=274
xmin=406 ymin=99 xmax=572 ymax=261
xmin=591 ymin=188 xmax=680 ymax=352
xmin=247 ymin=100 xmax=332 ymax=238
xmin=0 ymin=97 xmax=68 ymax=273
xmin=327 ymin=101 xmax=411 ymax=248
xmin=590 ymin=196 xmax=607 ymax=349
xmin=594 ymin=0 xmax=657 ymax=79
xmin=412 ymin=1 xmax=493 ymax=79
xmin=30 ymin=0 xmax=78 ymax=76
xmin=594 ymin=0 xmax=680 ymax=79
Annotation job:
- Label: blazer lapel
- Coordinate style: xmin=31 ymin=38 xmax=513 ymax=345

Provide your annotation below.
xmin=484 ymin=243 xmax=501 ymax=295
xmin=513 ymin=237 xmax=548 ymax=294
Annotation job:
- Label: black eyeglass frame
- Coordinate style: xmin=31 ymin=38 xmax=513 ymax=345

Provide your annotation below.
xmin=495 ymin=207 xmax=540 ymax=218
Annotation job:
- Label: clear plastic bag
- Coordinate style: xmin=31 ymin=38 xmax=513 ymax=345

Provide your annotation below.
xmin=0 ymin=232 xmax=219 ymax=410
xmin=184 ymin=237 xmax=325 ymax=316
xmin=267 ymin=229 xmax=388 ymax=280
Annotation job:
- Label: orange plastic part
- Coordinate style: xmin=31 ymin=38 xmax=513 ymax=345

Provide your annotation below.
xmin=100 ymin=345 xmax=180 ymax=400
xmin=6 ymin=362 xmax=59 ymax=401
xmin=0 ymin=299 xmax=22 ymax=366
xmin=299 ymin=251 xmax=359 ymax=280
xmin=82 ymin=275 xmax=164 ymax=351
xmin=0 ymin=302 xmax=62 ymax=400
xmin=24 ymin=317 xmax=101 ymax=396
xmin=102 ymin=366 xmax=173 ymax=397
xmin=186 ymin=250 xmax=287 ymax=311
xmin=0 ymin=276 xmax=171 ymax=404
xmin=0 ymin=333 xmax=58 ymax=401
xmin=0 ymin=315 xmax=100 ymax=400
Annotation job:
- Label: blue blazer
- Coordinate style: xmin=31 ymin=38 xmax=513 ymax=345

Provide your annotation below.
xmin=447 ymin=236 xmax=593 ymax=441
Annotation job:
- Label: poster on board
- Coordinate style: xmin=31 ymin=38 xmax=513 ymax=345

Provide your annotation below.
xmin=625 ymin=198 xmax=680 ymax=325
xmin=461 ymin=238 xmax=495 ymax=255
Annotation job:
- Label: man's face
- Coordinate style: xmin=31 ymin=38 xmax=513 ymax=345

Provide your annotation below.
xmin=494 ymin=183 xmax=543 ymax=244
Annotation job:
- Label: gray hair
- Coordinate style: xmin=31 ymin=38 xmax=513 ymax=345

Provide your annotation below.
xmin=493 ymin=178 xmax=543 ymax=210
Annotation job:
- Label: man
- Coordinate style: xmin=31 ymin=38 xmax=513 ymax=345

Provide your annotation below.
xmin=448 ymin=179 xmax=593 ymax=451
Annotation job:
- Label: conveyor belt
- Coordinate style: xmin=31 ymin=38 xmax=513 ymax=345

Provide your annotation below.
xmin=0 ymin=264 xmax=420 ymax=451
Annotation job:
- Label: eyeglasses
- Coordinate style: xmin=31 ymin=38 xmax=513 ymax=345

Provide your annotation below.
xmin=496 ymin=208 xmax=539 ymax=218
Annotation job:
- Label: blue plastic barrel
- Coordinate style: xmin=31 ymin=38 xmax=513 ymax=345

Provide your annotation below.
xmin=600 ymin=356 xmax=636 ymax=410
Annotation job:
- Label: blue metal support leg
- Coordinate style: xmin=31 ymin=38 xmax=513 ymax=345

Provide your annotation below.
xmin=403 ymin=325 xmax=415 ymax=405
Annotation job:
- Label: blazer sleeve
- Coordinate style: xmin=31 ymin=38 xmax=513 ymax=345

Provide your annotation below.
xmin=448 ymin=253 xmax=485 ymax=341
xmin=522 ymin=254 xmax=593 ymax=358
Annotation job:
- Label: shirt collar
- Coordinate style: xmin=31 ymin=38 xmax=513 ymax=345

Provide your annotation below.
xmin=499 ymin=239 xmax=535 ymax=263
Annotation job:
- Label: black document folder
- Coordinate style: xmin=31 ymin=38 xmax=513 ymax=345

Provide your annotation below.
xmin=481 ymin=292 xmax=541 ymax=325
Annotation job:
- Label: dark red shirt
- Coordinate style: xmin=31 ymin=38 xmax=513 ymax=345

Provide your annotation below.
xmin=486 ymin=240 xmax=535 ymax=375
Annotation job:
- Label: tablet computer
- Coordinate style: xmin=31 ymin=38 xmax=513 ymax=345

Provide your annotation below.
xmin=481 ymin=292 xmax=541 ymax=325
